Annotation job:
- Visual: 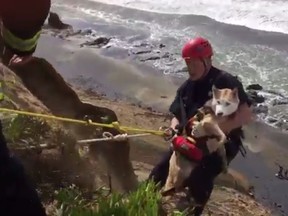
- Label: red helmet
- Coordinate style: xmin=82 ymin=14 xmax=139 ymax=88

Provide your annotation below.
xmin=182 ymin=37 xmax=213 ymax=59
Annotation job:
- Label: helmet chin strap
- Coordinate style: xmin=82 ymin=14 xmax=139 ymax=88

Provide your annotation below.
xmin=199 ymin=58 xmax=210 ymax=80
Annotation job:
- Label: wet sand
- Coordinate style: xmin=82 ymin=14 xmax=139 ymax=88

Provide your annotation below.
xmin=35 ymin=34 xmax=179 ymax=110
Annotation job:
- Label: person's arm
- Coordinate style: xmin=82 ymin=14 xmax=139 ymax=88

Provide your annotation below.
xmin=170 ymin=117 xmax=180 ymax=130
xmin=214 ymin=74 xmax=254 ymax=134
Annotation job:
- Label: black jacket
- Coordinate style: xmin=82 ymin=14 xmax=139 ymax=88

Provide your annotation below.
xmin=169 ymin=66 xmax=252 ymax=141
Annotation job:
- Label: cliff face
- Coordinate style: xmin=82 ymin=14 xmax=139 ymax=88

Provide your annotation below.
xmin=0 ymin=58 xmax=139 ymax=193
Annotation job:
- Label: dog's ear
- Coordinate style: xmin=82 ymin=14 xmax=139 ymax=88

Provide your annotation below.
xmin=212 ymin=85 xmax=219 ymax=98
xmin=232 ymin=87 xmax=238 ymax=98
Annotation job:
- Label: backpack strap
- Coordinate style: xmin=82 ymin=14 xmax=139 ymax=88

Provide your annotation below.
xmin=177 ymin=86 xmax=190 ymax=135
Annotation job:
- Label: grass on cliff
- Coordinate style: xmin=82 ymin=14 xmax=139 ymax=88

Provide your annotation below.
xmin=52 ymin=181 xmax=187 ymax=216
xmin=2 ymin=114 xmax=188 ymax=216
xmin=2 ymin=114 xmax=51 ymax=145
xmin=2 ymin=113 xmax=75 ymax=150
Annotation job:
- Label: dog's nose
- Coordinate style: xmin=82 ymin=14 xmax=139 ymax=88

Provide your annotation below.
xmin=217 ymin=112 xmax=223 ymax=116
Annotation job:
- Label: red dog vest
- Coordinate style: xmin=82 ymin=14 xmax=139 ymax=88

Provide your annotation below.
xmin=171 ymin=136 xmax=203 ymax=161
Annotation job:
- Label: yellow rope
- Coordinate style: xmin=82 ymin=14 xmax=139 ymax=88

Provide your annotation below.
xmin=0 ymin=108 xmax=165 ymax=136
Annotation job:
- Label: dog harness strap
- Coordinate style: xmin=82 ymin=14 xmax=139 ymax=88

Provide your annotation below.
xmin=178 ymin=89 xmax=188 ymax=135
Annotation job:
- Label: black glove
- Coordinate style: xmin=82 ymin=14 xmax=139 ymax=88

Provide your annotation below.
xmin=160 ymin=126 xmax=178 ymax=141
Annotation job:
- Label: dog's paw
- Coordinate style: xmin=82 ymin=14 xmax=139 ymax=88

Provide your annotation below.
xmin=191 ymin=123 xmax=204 ymax=138
xmin=206 ymin=138 xmax=221 ymax=153
xmin=191 ymin=128 xmax=200 ymax=138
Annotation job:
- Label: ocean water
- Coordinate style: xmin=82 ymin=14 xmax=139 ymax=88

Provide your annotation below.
xmin=47 ymin=0 xmax=288 ymax=214
xmin=50 ymin=0 xmax=288 ymax=129
xmin=51 ymin=0 xmax=288 ymax=92
xmin=89 ymin=0 xmax=288 ymax=34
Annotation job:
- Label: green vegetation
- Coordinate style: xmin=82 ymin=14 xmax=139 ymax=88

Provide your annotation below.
xmin=1 ymin=114 xmax=188 ymax=216
xmin=51 ymin=181 xmax=187 ymax=216
xmin=2 ymin=114 xmax=50 ymax=145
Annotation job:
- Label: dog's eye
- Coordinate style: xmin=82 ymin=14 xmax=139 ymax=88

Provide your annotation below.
xmin=217 ymin=101 xmax=220 ymax=104
xmin=225 ymin=102 xmax=230 ymax=106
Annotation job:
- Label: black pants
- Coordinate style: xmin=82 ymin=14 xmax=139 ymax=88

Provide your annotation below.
xmin=148 ymin=139 xmax=241 ymax=215
xmin=0 ymin=121 xmax=46 ymax=216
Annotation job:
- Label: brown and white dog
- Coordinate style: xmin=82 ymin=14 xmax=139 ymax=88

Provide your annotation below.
xmin=162 ymin=85 xmax=240 ymax=198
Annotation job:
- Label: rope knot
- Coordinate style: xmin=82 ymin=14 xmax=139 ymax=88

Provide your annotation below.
xmin=83 ymin=115 xmax=93 ymax=125
xmin=111 ymin=121 xmax=126 ymax=133
xmin=102 ymin=131 xmax=128 ymax=141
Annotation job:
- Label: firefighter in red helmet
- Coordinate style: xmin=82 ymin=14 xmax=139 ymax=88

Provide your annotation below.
xmin=148 ymin=37 xmax=253 ymax=215
xmin=0 ymin=0 xmax=51 ymax=66
xmin=181 ymin=37 xmax=213 ymax=80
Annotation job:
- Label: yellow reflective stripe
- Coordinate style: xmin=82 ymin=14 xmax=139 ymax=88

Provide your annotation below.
xmin=1 ymin=25 xmax=41 ymax=52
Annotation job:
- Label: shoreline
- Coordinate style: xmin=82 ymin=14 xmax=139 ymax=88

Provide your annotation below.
xmin=35 ymin=33 xmax=180 ymax=112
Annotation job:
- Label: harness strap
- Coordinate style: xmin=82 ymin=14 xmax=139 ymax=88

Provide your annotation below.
xmin=178 ymin=89 xmax=189 ymax=135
